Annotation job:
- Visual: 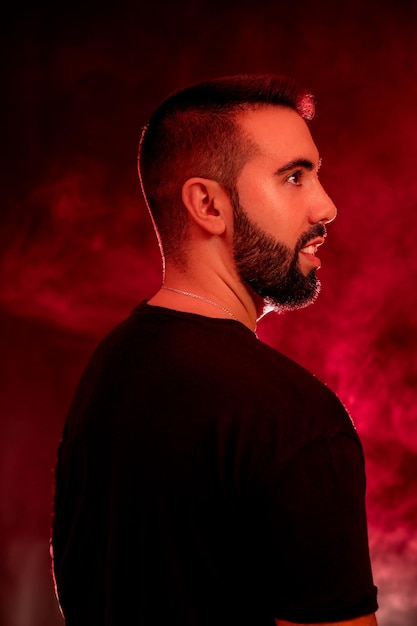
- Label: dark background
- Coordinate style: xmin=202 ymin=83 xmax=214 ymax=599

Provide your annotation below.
xmin=1 ymin=1 xmax=417 ymax=624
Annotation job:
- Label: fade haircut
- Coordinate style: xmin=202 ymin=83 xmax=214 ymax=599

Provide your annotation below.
xmin=138 ymin=74 xmax=315 ymax=263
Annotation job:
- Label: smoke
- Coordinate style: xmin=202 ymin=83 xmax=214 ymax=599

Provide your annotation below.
xmin=0 ymin=163 xmax=161 ymax=335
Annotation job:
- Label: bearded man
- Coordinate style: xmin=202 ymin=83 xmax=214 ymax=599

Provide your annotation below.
xmin=52 ymin=74 xmax=379 ymax=626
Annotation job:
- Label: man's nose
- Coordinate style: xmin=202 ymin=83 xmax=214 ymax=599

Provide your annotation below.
xmin=309 ymin=181 xmax=337 ymax=225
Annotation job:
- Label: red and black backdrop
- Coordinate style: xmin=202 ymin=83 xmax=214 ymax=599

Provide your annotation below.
xmin=1 ymin=2 xmax=416 ymax=625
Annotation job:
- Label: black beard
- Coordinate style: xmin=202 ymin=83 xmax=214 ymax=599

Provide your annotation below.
xmin=232 ymin=200 xmax=327 ymax=313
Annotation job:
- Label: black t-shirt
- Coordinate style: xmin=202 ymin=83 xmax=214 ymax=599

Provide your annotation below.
xmin=52 ymin=302 xmax=378 ymax=625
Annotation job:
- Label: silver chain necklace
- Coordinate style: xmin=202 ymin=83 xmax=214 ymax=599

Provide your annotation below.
xmin=161 ymin=286 xmax=239 ymax=321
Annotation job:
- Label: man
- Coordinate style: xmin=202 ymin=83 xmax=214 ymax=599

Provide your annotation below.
xmin=52 ymin=74 xmax=378 ymax=625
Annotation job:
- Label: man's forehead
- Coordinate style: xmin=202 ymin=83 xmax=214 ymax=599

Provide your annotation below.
xmin=236 ymin=105 xmax=317 ymax=158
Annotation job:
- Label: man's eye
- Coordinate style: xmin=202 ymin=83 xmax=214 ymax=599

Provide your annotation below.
xmin=287 ymin=170 xmax=302 ymax=185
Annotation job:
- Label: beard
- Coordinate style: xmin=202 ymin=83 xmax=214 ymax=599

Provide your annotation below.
xmin=232 ymin=197 xmax=327 ymax=313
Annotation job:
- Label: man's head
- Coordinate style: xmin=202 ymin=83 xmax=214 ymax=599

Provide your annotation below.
xmin=138 ymin=74 xmax=335 ymax=312
xmin=138 ymin=74 xmax=314 ymax=263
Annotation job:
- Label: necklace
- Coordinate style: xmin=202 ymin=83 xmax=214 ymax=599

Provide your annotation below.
xmin=161 ymin=286 xmax=239 ymax=321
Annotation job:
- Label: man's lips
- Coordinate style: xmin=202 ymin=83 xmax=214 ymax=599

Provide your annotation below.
xmin=299 ymin=237 xmax=326 ymax=267
xmin=300 ymin=237 xmax=325 ymax=255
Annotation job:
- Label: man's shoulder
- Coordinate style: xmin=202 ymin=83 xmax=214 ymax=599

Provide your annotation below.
xmin=90 ymin=302 xmax=330 ymax=396
xmin=85 ymin=301 xmax=348 ymax=415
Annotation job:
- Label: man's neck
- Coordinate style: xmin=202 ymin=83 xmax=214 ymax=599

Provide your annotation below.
xmin=147 ymin=264 xmax=260 ymax=331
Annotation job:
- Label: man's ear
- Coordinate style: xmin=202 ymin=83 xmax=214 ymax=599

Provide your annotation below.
xmin=181 ymin=178 xmax=231 ymax=236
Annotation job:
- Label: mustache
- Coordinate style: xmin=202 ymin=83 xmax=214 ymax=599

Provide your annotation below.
xmin=297 ymin=223 xmax=327 ymax=251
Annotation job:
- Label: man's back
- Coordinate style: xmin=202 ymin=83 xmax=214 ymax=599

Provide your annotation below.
xmin=52 ymin=302 xmax=377 ymax=625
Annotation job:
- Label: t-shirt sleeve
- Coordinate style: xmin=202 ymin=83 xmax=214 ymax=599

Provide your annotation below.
xmin=259 ymin=431 xmax=378 ymax=623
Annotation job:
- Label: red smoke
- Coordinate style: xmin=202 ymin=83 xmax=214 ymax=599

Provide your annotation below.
xmin=1 ymin=163 xmax=161 ymax=335
xmin=2 ymin=2 xmax=417 ymax=625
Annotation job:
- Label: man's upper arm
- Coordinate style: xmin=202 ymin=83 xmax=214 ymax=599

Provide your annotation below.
xmin=276 ymin=612 xmax=378 ymax=625
xmin=260 ymin=432 xmax=378 ymax=623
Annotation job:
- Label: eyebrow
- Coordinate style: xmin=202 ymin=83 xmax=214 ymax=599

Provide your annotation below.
xmin=274 ymin=157 xmax=321 ymax=176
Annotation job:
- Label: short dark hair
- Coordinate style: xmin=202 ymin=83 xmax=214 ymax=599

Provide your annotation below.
xmin=138 ymin=74 xmax=314 ymax=262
